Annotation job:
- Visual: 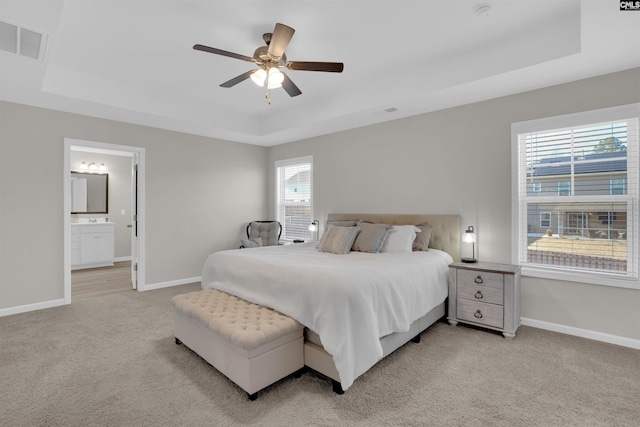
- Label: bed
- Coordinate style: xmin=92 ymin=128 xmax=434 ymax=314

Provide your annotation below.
xmin=201 ymin=214 xmax=460 ymax=392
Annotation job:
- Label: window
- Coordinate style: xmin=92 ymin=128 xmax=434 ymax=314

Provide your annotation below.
xmin=611 ymin=178 xmax=626 ymax=195
xmin=558 ymin=181 xmax=570 ymax=196
xmin=540 ymin=212 xmax=551 ymax=228
xmin=275 ymin=156 xmax=312 ymax=241
xmin=512 ymin=104 xmax=639 ymax=288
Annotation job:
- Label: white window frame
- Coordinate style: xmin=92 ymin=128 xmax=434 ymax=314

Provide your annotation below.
xmin=275 ymin=156 xmax=313 ymax=242
xmin=511 ymin=103 xmax=639 ymax=289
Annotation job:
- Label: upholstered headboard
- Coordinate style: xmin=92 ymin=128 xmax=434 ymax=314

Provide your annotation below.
xmin=326 ymin=214 xmax=461 ymax=261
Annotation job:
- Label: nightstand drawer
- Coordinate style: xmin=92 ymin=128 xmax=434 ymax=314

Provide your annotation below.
xmin=456 ymin=298 xmax=504 ymax=329
xmin=458 ymin=269 xmax=503 ymax=290
xmin=457 ymin=283 xmax=503 ymax=305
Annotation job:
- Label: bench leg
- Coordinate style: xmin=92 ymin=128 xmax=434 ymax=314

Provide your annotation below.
xmin=175 ymin=337 xmax=182 ymax=345
xmin=332 ymin=380 xmax=344 ymax=395
xmin=248 ymin=392 xmax=258 ymax=401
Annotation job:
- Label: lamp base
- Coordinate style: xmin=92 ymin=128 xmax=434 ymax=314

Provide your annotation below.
xmin=461 ymin=258 xmax=477 ymax=263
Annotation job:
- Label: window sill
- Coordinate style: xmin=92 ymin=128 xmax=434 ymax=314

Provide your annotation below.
xmin=521 ymin=265 xmax=639 ymax=290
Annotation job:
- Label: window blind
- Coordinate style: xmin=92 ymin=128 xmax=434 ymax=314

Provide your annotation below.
xmin=275 ymin=156 xmax=312 ymax=241
xmin=514 ymin=109 xmax=638 ymax=281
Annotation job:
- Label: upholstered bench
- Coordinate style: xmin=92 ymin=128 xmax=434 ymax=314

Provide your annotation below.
xmin=171 ymin=289 xmax=304 ymax=400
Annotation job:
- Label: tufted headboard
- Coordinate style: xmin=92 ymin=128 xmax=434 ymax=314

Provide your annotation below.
xmin=326 ymin=214 xmax=461 ymax=262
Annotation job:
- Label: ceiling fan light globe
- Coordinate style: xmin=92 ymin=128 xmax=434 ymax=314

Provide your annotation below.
xmin=250 ymin=69 xmax=267 ymax=87
xmin=267 ymin=68 xmax=284 ymax=89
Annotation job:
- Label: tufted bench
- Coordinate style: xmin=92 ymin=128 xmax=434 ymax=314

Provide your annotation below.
xmin=171 ymin=289 xmax=304 ymax=400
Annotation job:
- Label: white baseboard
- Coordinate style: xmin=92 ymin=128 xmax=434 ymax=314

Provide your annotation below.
xmin=0 ymin=298 xmax=66 ymax=317
xmin=1 ymin=276 xmax=200 ymax=316
xmin=141 ymin=276 xmax=201 ymax=292
xmin=521 ymin=317 xmax=640 ymax=350
xmin=114 ymin=256 xmax=132 ymax=263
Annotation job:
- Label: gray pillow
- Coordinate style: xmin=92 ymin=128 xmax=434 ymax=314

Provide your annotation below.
xmin=240 ymin=237 xmax=262 ymax=248
xmin=317 ymin=225 xmax=360 ymax=255
xmin=413 ymin=223 xmax=433 ymax=251
xmin=352 ymin=222 xmax=392 ymax=253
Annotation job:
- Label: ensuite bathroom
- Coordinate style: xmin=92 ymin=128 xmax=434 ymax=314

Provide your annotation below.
xmin=69 ymin=149 xmax=135 ymax=297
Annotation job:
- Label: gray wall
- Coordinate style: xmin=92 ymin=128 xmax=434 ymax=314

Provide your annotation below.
xmin=2 ymin=68 xmax=638 ymax=342
xmin=0 ymin=102 xmax=268 ymax=309
xmin=70 ymin=151 xmax=132 ymax=259
xmin=268 ymin=67 xmax=640 ymax=341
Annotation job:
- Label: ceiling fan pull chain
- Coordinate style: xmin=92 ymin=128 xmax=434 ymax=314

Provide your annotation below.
xmin=266 ymin=70 xmax=272 ymax=104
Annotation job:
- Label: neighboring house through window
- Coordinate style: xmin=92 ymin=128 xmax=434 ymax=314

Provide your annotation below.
xmin=275 ymin=156 xmax=312 ymax=242
xmin=512 ymin=103 xmax=639 ymax=288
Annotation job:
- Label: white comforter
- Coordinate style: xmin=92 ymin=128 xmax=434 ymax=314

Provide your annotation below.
xmin=201 ymin=242 xmax=451 ymax=390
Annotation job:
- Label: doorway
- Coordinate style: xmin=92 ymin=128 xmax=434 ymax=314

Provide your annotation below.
xmin=63 ymin=138 xmax=145 ymax=304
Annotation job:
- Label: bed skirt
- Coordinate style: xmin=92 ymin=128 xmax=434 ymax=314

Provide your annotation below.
xmin=303 ymin=301 xmax=446 ymax=384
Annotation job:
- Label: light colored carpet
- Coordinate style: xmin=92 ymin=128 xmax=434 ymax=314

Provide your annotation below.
xmin=1 ymin=283 xmax=638 ymax=426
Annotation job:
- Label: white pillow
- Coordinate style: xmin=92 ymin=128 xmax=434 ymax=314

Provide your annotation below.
xmin=382 ymin=225 xmax=421 ymax=253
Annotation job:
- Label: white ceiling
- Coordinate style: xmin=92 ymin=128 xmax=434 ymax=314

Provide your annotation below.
xmin=1 ymin=1 xmax=639 ymax=147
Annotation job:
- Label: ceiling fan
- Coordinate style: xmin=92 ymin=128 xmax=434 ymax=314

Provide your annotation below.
xmin=194 ymin=23 xmax=344 ymax=104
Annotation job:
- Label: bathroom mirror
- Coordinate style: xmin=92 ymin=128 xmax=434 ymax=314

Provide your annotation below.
xmin=70 ymin=172 xmax=109 ymax=214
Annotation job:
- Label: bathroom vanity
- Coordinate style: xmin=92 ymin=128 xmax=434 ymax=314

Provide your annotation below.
xmin=71 ymin=222 xmax=115 ymax=270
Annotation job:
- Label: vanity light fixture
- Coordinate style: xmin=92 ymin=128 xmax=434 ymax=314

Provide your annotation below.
xmin=461 ymin=225 xmax=477 ymax=263
xmin=79 ymin=161 xmax=107 ymax=172
xmin=308 ymin=220 xmax=320 ymax=240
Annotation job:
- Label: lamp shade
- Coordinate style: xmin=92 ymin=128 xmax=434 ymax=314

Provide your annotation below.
xmin=250 ymin=69 xmax=267 ymax=87
xmin=267 ymin=68 xmax=284 ymax=88
xmin=462 ymin=226 xmax=476 ymax=243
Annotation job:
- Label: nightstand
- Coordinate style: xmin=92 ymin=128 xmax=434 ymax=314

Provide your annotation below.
xmin=448 ymin=261 xmax=521 ymax=339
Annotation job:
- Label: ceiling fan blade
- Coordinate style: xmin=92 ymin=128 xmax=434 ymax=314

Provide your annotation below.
xmin=193 ymin=44 xmax=254 ymax=62
xmin=220 ymin=70 xmax=257 ymax=88
xmin=281 ymin=72 xmax=302 ymax=97
xmin=286 ymin=61 xmax=344 ymax=73
xmin=267 ymin=23 xmax=295 ymax=60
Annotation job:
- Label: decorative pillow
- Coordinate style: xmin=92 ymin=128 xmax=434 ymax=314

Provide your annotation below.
xmin=240 ymin=237 xmax=262 ymax=248
xmin=320 ymin=219 xmax=358 ymax=241
xmin=382 ymin=225 xmax=421 ymax=253
xmin=352 ymin=222 xmax=392 ymax=253
xmin=317 ymin=225 xmax=360 ymax=255
xmin=413 ymin=223 xmax=433 ymax=251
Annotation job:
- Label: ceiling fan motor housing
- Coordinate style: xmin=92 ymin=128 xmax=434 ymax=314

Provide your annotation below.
xmin=253 ymin=45 xmax=286 ymax=67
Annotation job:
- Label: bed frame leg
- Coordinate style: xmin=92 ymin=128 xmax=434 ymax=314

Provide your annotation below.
xmin=332 ymin=380 xmax=344 ymax=395
xmin=293 ymin=367 xmax=307 ymax=378
xmin=248 ymin=392 xmax=258 ymax=401
xmin=175 ymin=337 xmax=182 ymax=345
xmin=411 ymin=333 xmax=420 ymax=343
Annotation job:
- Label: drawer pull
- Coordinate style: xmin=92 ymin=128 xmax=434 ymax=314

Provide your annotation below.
xmin=474 ymin=291 xmax=483 ymax=300
xmin=474 ymin=310 xmax=483 ymax=319
xmin=474 ymin=275 xmax=484 ymax=285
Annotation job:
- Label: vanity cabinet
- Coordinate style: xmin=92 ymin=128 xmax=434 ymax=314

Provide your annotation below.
xmin=71 ymin=223 xmax=115 ymax=270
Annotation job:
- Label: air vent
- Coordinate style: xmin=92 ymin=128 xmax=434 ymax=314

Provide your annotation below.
xmin=0 ymin=19 xmax=46 ymax=60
